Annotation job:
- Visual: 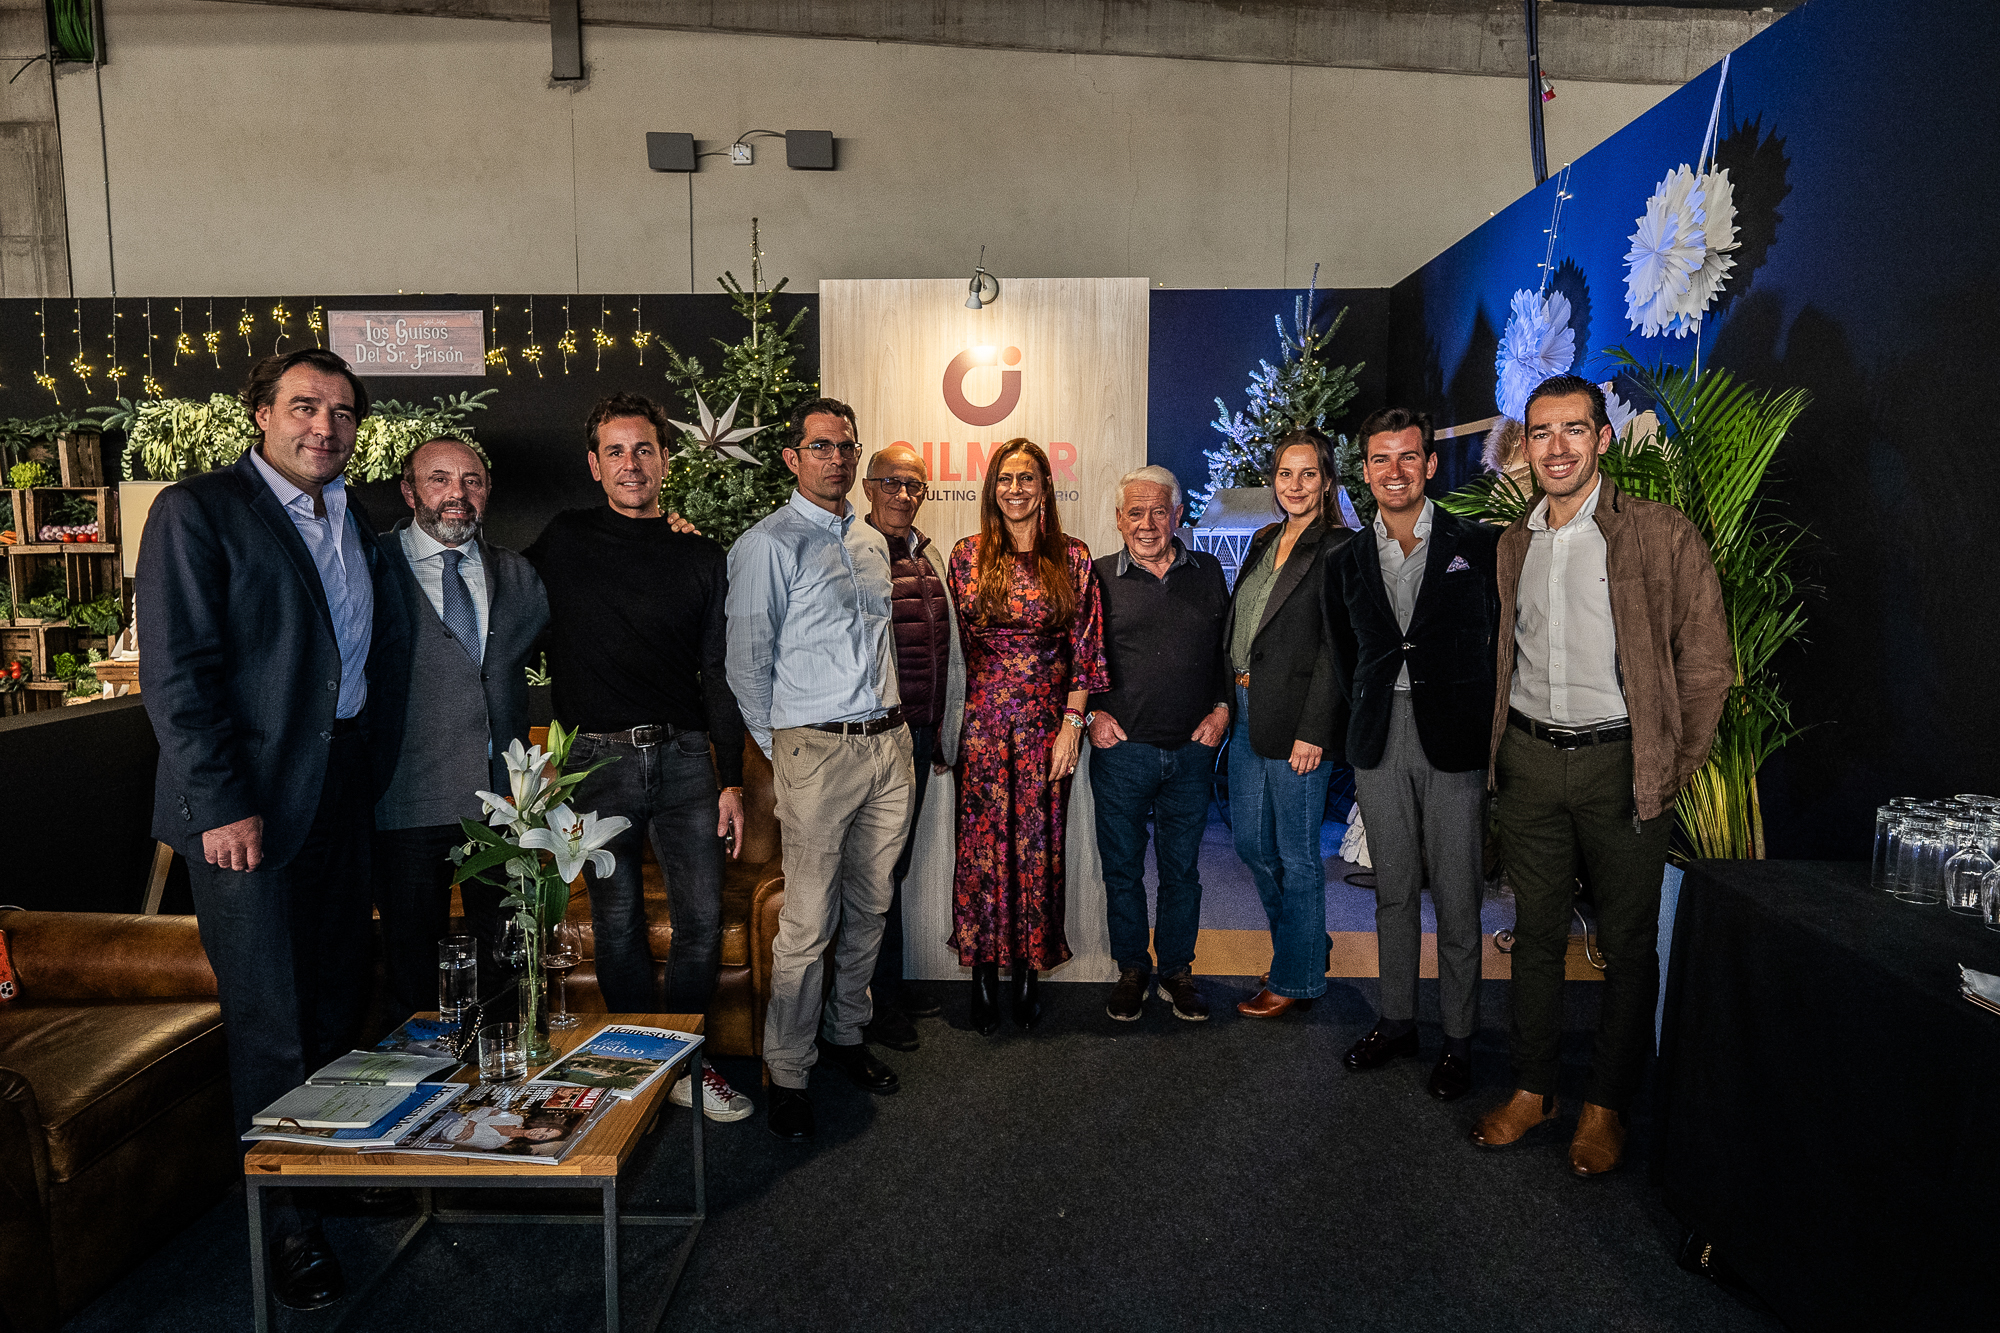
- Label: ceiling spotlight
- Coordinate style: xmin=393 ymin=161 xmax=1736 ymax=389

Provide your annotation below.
xmin=965 ymin=246 xmax=999 ymax=310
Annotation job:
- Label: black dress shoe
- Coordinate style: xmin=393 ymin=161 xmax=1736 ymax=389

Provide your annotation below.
xmin=817 ymin=1038 xmax=900 ymax=1092
xmin=970 ymin=962 xmax=1001 ymax=1036
xmin=862 ymin=1003 xmax=921 ymax=1051
xmin=270 ymin=1230 xmax=345 ymax=1311
xmin=1341 ymin=1024 xmax=1420 ymax=1071
xmin=1427 ymin=1049 xmax=1473 ymax=1102
xmin=1011 ymin=964 xmax=1042 ymax=1031
xmin=767 ymin=1086 xmax=814 ymax=1140
xmin=900 ymin=985 xmax=942 ymax=1018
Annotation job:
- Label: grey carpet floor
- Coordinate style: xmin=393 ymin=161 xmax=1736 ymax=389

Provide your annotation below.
xmin=70 ymin=978 xmax=1775 ymax=1333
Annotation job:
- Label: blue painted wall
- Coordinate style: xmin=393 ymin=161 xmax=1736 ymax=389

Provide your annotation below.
xmin=1387 ymin=0 xmax=2000 ymax=856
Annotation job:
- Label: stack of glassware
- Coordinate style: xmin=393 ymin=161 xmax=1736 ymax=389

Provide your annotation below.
xmin=1872 ymin=795 xmax=2000 ymax=929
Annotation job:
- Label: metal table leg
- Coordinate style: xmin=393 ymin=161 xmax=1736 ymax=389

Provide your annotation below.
xmin=247 ymin=1178 xmax=269 ymax=1333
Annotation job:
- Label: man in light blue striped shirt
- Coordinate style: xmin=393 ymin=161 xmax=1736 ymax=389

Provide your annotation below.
xmin=727 ymin=397 xmax=914 ymax=1140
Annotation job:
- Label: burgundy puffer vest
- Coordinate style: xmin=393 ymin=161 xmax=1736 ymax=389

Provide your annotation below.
xmin=884 ymin=529 xmax=952 ymax=731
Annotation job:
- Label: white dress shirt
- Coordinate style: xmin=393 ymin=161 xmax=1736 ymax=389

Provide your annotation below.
xmin=400 ymin=522 xmax=489 ymax=662
xmin=247 ymin=446 xmax=373 ymax=718
xmin=1509 ymin=476 xmax=1627 ymax=726
xmin=1373 ymin=497 xmax=1434 ymax=690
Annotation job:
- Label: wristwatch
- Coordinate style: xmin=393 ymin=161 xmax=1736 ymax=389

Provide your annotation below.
xmin=1083 ymin=711 xmax=1097 ymax=728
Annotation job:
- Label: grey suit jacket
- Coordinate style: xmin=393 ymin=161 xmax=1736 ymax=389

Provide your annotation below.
xmin=370 ymin=519 xmax=552 ymax=828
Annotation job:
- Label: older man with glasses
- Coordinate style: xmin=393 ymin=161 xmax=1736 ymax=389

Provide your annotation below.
xmin=853 ymin=445 xmax=965 ymax=1051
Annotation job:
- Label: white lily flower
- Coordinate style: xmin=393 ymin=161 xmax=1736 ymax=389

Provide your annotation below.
xmin=476 ymin=789 xmax=521 ymax=828
xmin=501 ymin=739 xmax=554 ymax=817
xmin=518 ymin=802 xmax=631 ymax=885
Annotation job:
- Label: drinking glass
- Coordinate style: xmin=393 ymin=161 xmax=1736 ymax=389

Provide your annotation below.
xmin=1942 ymin=818 xmax=1993 ymax=914
xmin=1982 ymin=862 xmax=2000 ymax=933
xmin=1892 ymin=818 xmax=1946 ymax=905
xmin=1871 ymin=804 xmax=1903 ymax=892
xmin=545 ymin=921 xmax=581 ymax=1030
xmin=437 ymin=935 xmax=478 ymax=1024
xmin=477 ymin=1022 xmax=526 ymax=1082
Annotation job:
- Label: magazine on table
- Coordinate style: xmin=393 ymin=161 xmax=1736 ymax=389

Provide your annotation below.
xmin=251 ymin=1081 xmax=439 ymax=1130
xmin=537 ymin=1024 xmax=703 ymax=1100
xmin=309 ymin=1048 xmax=460 ymax=1086
xmin=243 ymin=1084 xmax=460 ymax=1148
xmin=374 ymin=1016 xmax=465 ymax=1059
xmin=385 ymin=1081 xmax=615 ymax=1165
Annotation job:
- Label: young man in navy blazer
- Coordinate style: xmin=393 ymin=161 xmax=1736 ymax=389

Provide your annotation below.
xmin=138 ymin=348 xmax=411 ymax=1311
xmin=1332 ymin=407 xmax=1499 ymax=1102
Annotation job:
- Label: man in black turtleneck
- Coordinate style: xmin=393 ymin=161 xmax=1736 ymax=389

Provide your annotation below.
xmin=524 ymin=391 xmax=752 ymax=1123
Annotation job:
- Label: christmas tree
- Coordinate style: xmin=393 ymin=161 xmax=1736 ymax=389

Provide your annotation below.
xmin=658 ymin=221 xmax=817 ymax=547
xmin=1192 ymin=267 xmax=1363 ymax=521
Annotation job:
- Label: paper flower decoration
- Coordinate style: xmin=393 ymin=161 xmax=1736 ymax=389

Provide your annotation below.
xmin=1602 ymin=382 xmax=1639 ymax=438
xmin=1624 ymin=165 xmax=1708 ymax=339
xmin=1495 ymin=288 xmax=1577 ymax=421
xmin=1675 ymin=167 xmax=1739 ymax=336
xmin=668 ymin=390 xmax=771 ymax=465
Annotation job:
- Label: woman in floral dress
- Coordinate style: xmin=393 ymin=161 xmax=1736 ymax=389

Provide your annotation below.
xmin=947 ymin=439 xmax=1107 ymax=1035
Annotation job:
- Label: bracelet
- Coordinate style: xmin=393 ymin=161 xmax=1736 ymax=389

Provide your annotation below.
xmin=719 ymin=786 xmax=743 ymax=795
xmin=1062 ymin=710 xmax=1084 ymax=729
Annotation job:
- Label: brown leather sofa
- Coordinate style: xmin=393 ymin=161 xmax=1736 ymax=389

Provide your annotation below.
xmin=0 ymin=910 xmax=236 ymax=1333
xmin=471 ymin=735 xmax=786 ymax=1057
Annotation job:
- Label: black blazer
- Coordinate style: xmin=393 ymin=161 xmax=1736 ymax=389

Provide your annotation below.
xmin=1333 ymin=505 xmax=1499 ymax=773
xmin=137 ymin=451 xmax=411 ymax=869
xmin=1222 ymin=517 xmax=1354 ymax=762
xmin=369 ymin=519 xmax=553 ymax=804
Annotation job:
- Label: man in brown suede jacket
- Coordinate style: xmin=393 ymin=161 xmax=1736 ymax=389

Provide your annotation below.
xmin=1470 ymin=374 xmax=1732 ymax=1177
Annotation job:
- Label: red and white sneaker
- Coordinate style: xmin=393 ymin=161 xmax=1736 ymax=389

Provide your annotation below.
xmin=668 ymin=1062 xmax=754 ymax=1122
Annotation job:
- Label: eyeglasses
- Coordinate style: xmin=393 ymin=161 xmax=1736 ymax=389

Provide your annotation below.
xmin=797 ymin=441 xmax=860 ymax=458
xmin=866 ymin=477 xmax=926 ymax=497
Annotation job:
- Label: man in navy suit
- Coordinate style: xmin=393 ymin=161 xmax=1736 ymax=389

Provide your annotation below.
xmin=138 ymin=347 xmax=409 ymax=1311
xmin=1332 ymin=407 xmax=1499 ymax=1103
xmin=370 ymin=436 xmax=550 ymax=1015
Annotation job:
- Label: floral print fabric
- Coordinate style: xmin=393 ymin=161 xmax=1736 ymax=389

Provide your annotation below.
xmin=946 ymin=535 xmax=1109 ymax=968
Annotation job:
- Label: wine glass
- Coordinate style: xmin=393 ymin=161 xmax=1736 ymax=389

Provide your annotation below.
xmin=546 ymin=921 xmax=581 ymax=1029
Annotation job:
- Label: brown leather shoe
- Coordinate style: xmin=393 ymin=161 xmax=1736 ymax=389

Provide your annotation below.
xmin=1470 ymin=1088 xmax=1559 ymax=1148
xmin=1236 ymin=988 xmax=1314 ymax=1018
xmin=1569 ymin=1102 xmax=1626 ymax=1176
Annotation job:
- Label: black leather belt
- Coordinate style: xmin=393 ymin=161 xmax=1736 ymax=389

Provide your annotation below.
xmin=1508 ymin=708 xmax=1632 ymax=750
xmin=808 ymin=707 xmax=905 ymax=737
xmin=584 ymin=724 xmax=680 ymax=747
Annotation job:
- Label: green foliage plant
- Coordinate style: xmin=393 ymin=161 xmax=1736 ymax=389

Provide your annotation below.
xmin=1440 ymin=352 xmax=1812 ymax=861
xmin=0 ymin=413 xmax=95 ymax=474
xmin=9 ymin=462 xmax=55 ymax=489
xmin=348 ymin=390 xmax=496 ymax=482
xmin=102 ymin=390 xmax=494 ymax=482
xmin=1194 ymin=266 xmax=1363 ymax=520
xmin=658 ymin=268 xmax=816 ymax=548
xmin=72 ymin=595 xmax=124 ymax=637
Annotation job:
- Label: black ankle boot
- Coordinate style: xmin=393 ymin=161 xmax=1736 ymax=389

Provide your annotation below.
xmin=970 ymin=963 xmax=1001 ymax=1036
xmin=1012 ymin=963 xmax=1042 ymax=1031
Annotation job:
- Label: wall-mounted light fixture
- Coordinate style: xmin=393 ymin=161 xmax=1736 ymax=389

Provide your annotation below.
xmin=645 ymin=132 xmax=696 ymax=173
xmin=965 ymin=247 xmax=1000 ymax=310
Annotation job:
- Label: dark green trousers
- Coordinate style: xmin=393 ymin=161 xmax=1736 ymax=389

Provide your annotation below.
xmin=1495 ymin=725 xmax=1672 ymax=1113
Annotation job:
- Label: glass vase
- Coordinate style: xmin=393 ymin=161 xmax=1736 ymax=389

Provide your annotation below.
xmin=514 ymin=882 xmax=557 ymax=1066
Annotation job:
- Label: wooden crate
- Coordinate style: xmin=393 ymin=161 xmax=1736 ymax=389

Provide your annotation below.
xmin=0 ymin=682 xmax=65 ymax=717
xmin=0 ymin=623 xmax=89 ymax=678
xmin=56 ymin=430 xmax=105 ymax=488
xmin=16 ymin=487 xmax=117 ymax=550
xmin=0 ymin=489 xmax=19 ymax=544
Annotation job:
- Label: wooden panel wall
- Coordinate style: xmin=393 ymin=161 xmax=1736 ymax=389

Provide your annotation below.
xmin=819 ymin=278 xmax=1148 ymax=982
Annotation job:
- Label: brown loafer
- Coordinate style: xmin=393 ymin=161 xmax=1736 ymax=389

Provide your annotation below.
xmin=1470 ymin=1088 xmax=1559 ymax=1148
xmin=1235 ymin=988 xmax=1314 ymax=1019
xmin=1569 ymin=1102 xmax=1626 ymax=1176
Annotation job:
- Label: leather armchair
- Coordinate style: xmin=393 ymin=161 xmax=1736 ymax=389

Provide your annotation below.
xmin=0 ymin=910 xmax=235 ymax=1333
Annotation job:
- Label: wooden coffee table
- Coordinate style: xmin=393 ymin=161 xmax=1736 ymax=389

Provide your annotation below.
xmin=243 ymin=1013 xmax=705 ymax=1332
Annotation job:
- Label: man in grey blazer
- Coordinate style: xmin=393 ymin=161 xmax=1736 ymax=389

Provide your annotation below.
xmin=371 ymin=437 xmax=551 ymax=1017
xmin=855 ymin=444 xmax=966 ymax=1050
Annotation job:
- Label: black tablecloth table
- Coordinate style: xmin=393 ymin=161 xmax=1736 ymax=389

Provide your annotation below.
xmin=1656 ymin=860 xmax=2000 ymax=1330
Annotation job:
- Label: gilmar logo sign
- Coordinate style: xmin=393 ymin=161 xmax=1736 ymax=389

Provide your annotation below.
xmin=905 ymin=345 xmax=1077 ymax=501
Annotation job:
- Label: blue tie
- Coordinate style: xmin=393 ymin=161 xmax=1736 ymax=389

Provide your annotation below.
xmin=439 ymin=548 xmax=481 ymax=664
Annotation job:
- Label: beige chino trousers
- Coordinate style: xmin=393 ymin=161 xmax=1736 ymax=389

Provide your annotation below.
xmin=762 ymin=724 xmax=915 ymax=1089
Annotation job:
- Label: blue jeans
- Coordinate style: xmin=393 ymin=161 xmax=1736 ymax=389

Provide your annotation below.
xmin=1091 ymin=736 xmax=1216 ymax=977
xmin=1228 ymin=684 xmax=1331 ymax=999
xmin=568 ymin=730 xmax=724 ymax=1015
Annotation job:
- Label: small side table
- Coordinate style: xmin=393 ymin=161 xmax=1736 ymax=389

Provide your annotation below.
xmin=243 ymin=1013 xmax=704 ymax=1332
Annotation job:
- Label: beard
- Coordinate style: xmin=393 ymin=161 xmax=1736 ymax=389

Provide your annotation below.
xmin=417 ymin=499 xmax=481 ymax=546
